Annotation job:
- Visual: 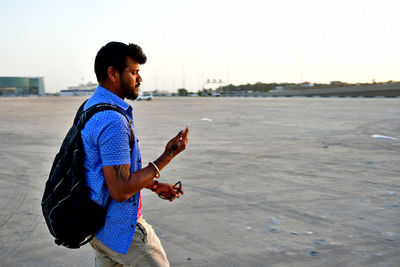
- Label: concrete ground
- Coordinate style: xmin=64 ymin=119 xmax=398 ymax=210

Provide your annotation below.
xmin=0 ymin=96 xmax=399 ymax=266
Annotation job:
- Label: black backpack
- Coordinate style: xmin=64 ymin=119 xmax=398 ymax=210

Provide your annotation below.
xmin=41 ymin=101 xmax=133 ymax=248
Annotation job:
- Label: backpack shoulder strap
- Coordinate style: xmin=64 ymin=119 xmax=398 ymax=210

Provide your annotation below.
xmin=73 ymin=100 xmax=88 ymax=126
xmin=75 ymin=101 xmax=134 ymax=152
xmin=76 ymin=103 xmax=129 ymax=128
xmin=74 ymin=101 xmax=134 ymax=213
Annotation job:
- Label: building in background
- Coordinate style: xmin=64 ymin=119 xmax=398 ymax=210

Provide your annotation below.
xmin=60 ymin=82 xmax=97 ymax=96
xmin=0 ymin=77 xmax=45 ymax=96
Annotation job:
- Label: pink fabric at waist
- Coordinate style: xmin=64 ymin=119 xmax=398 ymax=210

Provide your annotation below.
xmin=137 ymin=191 xmax=142 ymax=220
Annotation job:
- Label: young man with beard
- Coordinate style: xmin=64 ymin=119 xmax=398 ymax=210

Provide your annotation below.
xmin=81 ymin=42 xmax=188 ymax=266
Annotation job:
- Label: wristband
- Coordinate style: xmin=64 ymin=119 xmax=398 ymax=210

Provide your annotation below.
xmin=148 ymin=162 xmax=160 ymax=178
xmin=151 ymin=180 xmax=159 ymax=192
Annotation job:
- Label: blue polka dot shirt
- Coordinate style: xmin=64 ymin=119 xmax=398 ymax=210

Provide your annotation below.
xmin=81 ymin=86 xmax=142 ymax=254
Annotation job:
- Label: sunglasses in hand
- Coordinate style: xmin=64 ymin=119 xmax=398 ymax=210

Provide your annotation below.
xmin=158 ymin=181 xmax=183 ymax=200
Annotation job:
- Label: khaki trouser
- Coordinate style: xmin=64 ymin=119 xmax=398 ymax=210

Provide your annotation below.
xmin=90 ymin=217 xmax=170 ymax=267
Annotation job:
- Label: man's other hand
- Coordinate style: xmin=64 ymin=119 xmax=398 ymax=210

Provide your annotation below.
xmin=155 ymin=182 xmax=184 ymax=202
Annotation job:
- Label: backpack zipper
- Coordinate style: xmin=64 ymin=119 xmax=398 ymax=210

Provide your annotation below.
xmin=48 ymin=179 xmax=82 ymax=236
xmin=41 ymin=168 xmax=71 ymax=205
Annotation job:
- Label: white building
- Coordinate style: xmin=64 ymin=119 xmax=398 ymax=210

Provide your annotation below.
xmin=60 ymin=82 xmax=97 ymax=96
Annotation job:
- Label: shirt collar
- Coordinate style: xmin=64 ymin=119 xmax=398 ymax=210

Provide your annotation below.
xmin=95 ymin=86 xmax=132 ymax=112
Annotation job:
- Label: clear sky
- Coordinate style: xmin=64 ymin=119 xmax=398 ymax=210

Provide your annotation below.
xmin=0 ymin=0 xmax=399 ymax=93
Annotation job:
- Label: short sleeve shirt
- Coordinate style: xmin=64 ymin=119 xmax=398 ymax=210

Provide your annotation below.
xmin=81 ymin=86 xmax=142 ymax=254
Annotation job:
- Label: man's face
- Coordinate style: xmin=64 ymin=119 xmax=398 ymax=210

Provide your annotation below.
xmin=120 ymin=57 xmax=142 ymax=100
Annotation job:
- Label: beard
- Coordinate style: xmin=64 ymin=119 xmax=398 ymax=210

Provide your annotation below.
xmin=120 ymin=79 xmax=139 ymax=100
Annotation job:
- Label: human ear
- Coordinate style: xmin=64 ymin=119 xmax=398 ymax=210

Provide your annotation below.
xmin=107 ymin=66 xmax=119 ymax=82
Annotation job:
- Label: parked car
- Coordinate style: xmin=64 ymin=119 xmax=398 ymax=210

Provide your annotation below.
xmin=137 ymin=93 xmax=153 ymax=101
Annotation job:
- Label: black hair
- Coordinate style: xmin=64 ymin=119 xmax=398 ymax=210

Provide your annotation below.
xmin=94 ymin=42 xmax=147 ymax=83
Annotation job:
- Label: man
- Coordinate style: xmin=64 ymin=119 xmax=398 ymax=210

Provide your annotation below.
xmin=81 ymin=41 xmax=188 ymax=266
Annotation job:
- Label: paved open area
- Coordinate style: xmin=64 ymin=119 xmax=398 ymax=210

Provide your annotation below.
xmin=0 ymin=96 xmax=399 ymax=266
